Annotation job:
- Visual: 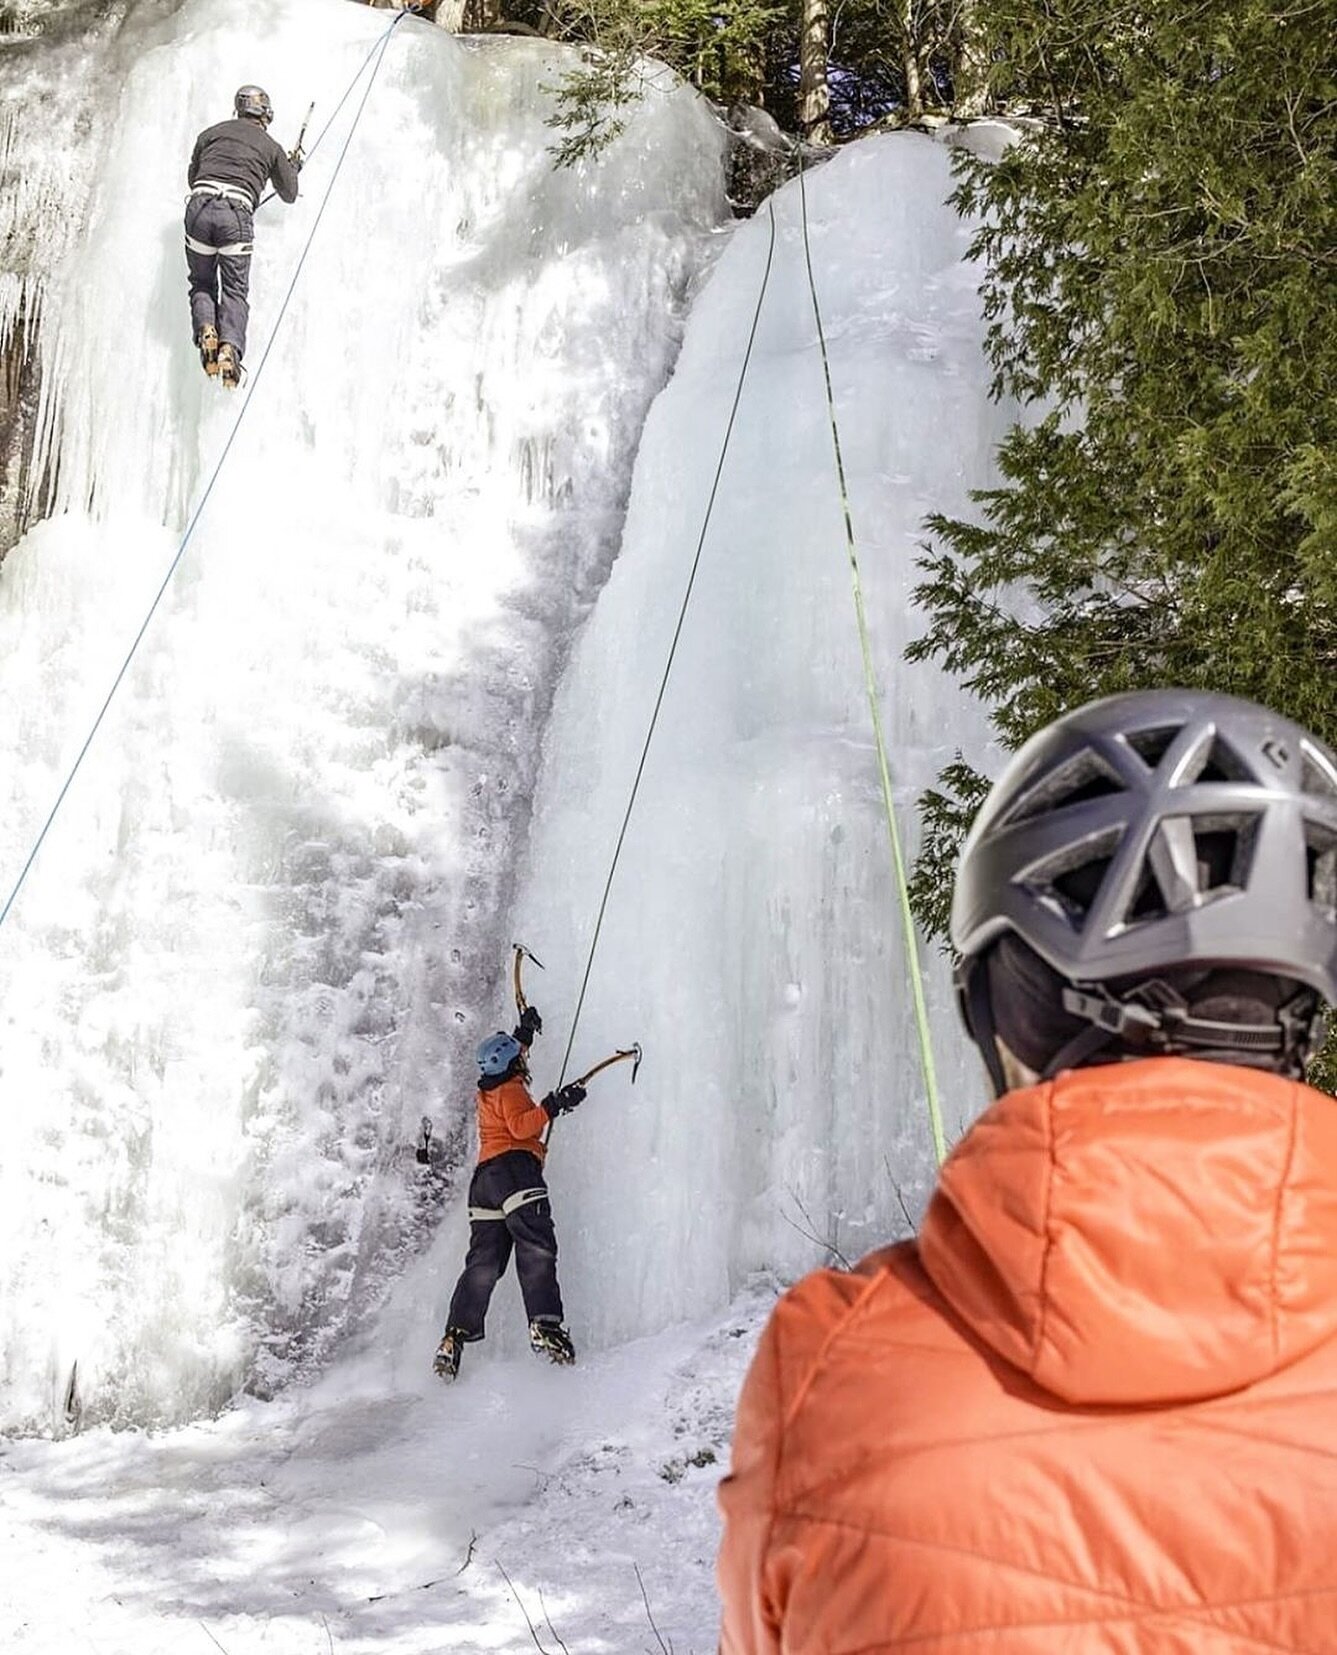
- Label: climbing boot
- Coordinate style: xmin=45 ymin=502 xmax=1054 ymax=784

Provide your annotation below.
xmin=217 ymin=341 xmax=241 ymax=390
xmin=197 ymin=324 xmax=219 ymax=377
xmin=529 ymin=1319 xmax=576 ymax=1366
xmin=433 ymin=1327 xmax=467 ymax=1382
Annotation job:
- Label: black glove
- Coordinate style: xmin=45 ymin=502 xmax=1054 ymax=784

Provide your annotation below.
xmin=515 ymin=1005 xmax=543 ymax=1045
xmin=287 ymin=147 xmax=304 ymax=172
xmin=541 ymin=1083 xmax=586 ymax=1120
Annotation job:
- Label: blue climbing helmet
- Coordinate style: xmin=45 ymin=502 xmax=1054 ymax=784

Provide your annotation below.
xmin=476 ymin=1031 xmax=521 ymax=1078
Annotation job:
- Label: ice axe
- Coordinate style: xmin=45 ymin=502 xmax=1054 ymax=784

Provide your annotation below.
xmin=544 ymin=1043 xmax=641 ymax=1145
xmin=291 ymin=101 xmax=314 ymax=167
xmin=570 ymin=1043 xmax=643 ymax=1090
xmin=512 ymin=942 xmax=545 ymax=1021
xmin=258 ymin=102 xmax=315 ymax=209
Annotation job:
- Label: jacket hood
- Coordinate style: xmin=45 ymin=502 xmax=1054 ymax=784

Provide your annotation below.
xmin=918 ymin=1057 xmax=1337 ymax=1406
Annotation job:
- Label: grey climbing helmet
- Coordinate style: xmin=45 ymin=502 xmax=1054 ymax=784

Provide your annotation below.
xmin=234 ymin=85 xmax=274 ymax=126
xmin=951 ymin=690 xmax=1337 ymax=1085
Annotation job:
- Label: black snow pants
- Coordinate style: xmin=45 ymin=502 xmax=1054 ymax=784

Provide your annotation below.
xmin=446 ymin=1150 xmax=564 ymax=1340
xmin=184 ymin=193 xmax=254 ymax=359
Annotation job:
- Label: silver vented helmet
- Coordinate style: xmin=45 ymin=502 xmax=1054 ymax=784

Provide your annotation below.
xmin=234 ymin=85 xmax=274 ymax=126
xmin=952 ymin=690 xmax=1337 ymax=1082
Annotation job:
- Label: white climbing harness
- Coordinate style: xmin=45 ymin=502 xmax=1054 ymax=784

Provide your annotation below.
xmin=186 ymin=178 xmax=257 ymax=209
xmin=185 ymin=180 xmax=256 ymax=257
xmin=184 ymin=233 xmax=253 ymax=257
xmin=468 ymin=1186 xmax=548 ymax=1223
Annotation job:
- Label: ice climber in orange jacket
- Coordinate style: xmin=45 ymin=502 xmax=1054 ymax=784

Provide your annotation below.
xmin=718 ymin=689 xmax=1337 ymax=1650
xmin=433 ymin=1004 xmax=586 ymax=1381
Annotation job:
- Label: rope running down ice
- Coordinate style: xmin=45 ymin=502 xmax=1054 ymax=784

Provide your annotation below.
xmin=256 ymin=16 xmax=406 ymax=210
xmin=555 ymin=202 xmax=779 ymax=1091
xmin=0 ymin=11 xmax=408 ymax=936
xmin=794 ymin=143 xmax=947 ymax=1166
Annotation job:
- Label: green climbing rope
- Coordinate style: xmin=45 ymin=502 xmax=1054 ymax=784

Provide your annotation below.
xmin=794 ymin=146 xmax=947 ymax=1166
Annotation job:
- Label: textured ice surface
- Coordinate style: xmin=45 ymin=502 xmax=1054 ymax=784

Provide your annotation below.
xmin=505 ymin=133 xmax=1010 ymax=1352
xmin=0 ymin=0 xmax=726 ymax=1432
xmin=0 ymin=73 xmax=1017 ymax=1655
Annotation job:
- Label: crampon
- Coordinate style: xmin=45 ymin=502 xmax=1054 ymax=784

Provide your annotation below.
xmin=529 ymin=1320 xmax=575 ymax=1365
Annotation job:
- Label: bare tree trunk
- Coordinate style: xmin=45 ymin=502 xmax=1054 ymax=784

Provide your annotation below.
xmin=798 ymin=0 xmax=833 ymax=145
xmin=900 ymin=0 xmax=925 ymax=119
xmin=949 ymin=0 xmax=990 ymax=116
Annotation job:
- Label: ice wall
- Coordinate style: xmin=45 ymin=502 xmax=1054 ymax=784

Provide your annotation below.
xmin=0 ymin=0 xmax=726 ymax=1431
xmin=509 ymin=134 xmax=1012 ymax=1350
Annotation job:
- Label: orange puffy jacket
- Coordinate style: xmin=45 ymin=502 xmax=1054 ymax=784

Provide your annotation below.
xmin=477 ymin=1075 xmax=550 ymax=1165
xmin=718 ymin=1058 xmax=1337 ymax=1650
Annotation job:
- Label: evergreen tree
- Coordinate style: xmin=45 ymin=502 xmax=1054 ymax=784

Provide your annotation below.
xmin=541 ymin=0 xmax=789 ymax=165
xmin=538 ymin=0 xmax=988 ymax=166
xmin=909 ymin=0 xmax=1337 ymax=1083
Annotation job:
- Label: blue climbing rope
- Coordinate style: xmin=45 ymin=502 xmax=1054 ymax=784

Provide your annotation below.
xmin=555 ymin=202 xmax=779 ymax=1092
xmin=0 ymin=11 xmax=408 ymax=935
xmin=258 ymin=12 xmax=407 ymax=209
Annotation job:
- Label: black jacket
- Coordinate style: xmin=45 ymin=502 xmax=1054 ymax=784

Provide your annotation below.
xmin=188 ymin=117 xmax=299 ymax=209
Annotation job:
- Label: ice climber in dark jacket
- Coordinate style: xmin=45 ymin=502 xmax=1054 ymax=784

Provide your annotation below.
xmin=185 ymin=86 xmax=300 ymax=389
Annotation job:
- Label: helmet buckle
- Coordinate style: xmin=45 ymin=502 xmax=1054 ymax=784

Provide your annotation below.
xmin=1061 ymin=987 xmax=1163 ymax=1041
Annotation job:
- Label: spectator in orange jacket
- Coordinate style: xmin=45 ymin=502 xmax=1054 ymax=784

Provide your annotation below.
xmin=433 ymin=1005 xmax=586 ymax=1381
xmin=718 ymin=689 xmax=1337 ymax=1650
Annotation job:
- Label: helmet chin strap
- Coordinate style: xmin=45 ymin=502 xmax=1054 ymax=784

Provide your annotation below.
xmin=961 ymin=949 xmax=1325 ymax=1092
xmin=1046 ymin=980 xmax=1322 ymax=1082
xmin=955 ymin=959 xmax=1011 ymax=1098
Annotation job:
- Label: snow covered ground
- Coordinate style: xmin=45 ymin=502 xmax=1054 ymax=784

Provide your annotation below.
xmin=1 ymin=1293 xmax=769 ymax=1653
xmin=0 ymin=0 xmax=1017 ymax=1644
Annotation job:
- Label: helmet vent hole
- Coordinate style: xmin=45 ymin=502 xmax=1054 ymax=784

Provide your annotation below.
xmin=1306 ymin=822 xmax=1337 ymax=920
xmin=1127 ymin=812 xmax=1260 ymax=925
xmin=1004 ymin=748 xmax=1126 ymax=825
xmin=1127 ymin=865 xmax=1164 ymax=922
xmin=1192 ymin=817 xmax=1258 ymax=892
xmin=1301 ymin=743 xmax=1337 ymax=800
xmin=1126 ymin=725 xmax=1181 ymax=769
xmin=1192 ymin=737 xmax=1252 ymax=785
xmin=1050 ymin=859 xmax=1112 ymax=920
xmin=1016 ymin=826 xmax=1124 ymax=928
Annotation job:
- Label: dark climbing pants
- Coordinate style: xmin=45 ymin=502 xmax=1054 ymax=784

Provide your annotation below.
xmin=184 ymin=194 xmax=254 ymax=359
xmin=446 ymin=1150 xmax=564 ymax=1340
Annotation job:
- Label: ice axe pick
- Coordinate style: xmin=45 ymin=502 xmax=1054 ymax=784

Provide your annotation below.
xmin=570 ymin=1043 xmax=643 ymax=1089
xmin=512 ymin=942 xmax=545 ymax=1020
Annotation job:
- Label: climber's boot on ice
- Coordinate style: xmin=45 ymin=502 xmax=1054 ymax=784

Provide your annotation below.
xmin=433 ymin=1327 xmax=467 ymax=1382
xmin=217 ymin=340 xmax=241 ymax=390
xmin=529 ymin=1319 xmax=575 ymax=1366
xmin=198 ymin=324 xmax=219 ymax=378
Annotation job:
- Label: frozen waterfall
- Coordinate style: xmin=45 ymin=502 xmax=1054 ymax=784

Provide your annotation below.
xmin=372 ymin=127 xmax=1016 ymax=1380
xmin=0 ymin=0 xmax=1012 ymax=1450
xmin=500 ymin=132 xmax=1012 ymax=1353
xmin=0 ymin=0 xmax=726 ymax=1433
